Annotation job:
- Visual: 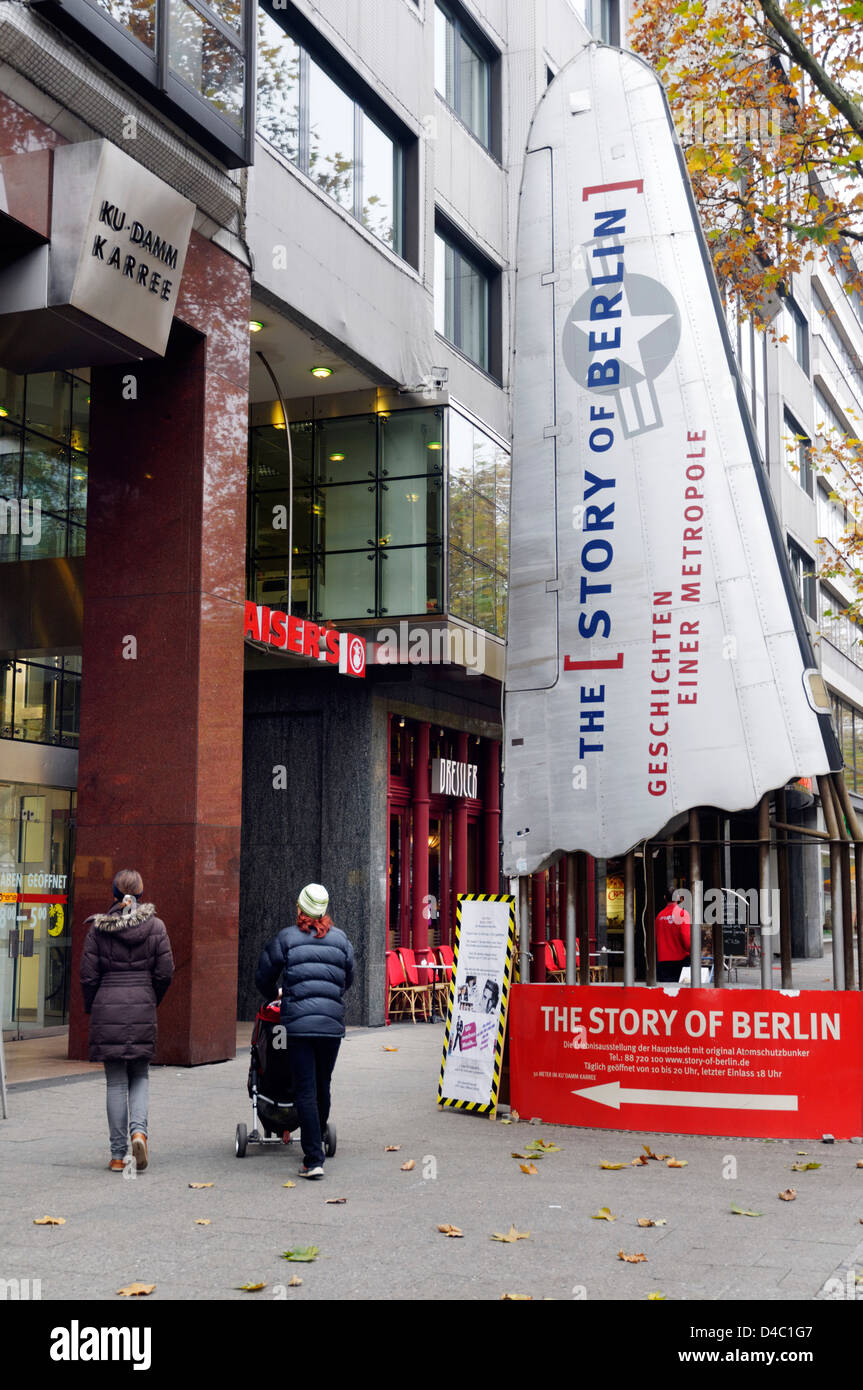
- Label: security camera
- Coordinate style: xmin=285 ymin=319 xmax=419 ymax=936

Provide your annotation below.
xmin=426 ymin=367 xmax=449 ymax=391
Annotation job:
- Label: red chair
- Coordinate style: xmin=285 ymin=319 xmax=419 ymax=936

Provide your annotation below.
xmin=394 ymin=948 xmax=431 ymax=1021
xmin=430 ymin=945 xmax=454 ymax=1013
xmin=545 ymin=942 xmax=564 ymax=982
xmin=386 ymin=950 xmax=428 ymax=1023
xmin=436 ymin=944 xmax=455 ymax=980
xmin=549 ymin=938 xmax=580 ymax=979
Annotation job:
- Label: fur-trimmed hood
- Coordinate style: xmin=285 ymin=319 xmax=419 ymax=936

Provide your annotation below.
xmin=88 ymin=902 xmax=157 ymax=932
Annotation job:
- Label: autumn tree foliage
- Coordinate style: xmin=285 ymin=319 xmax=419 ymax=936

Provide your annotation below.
xmin=631 ymin=0 xmax=863 ymax=615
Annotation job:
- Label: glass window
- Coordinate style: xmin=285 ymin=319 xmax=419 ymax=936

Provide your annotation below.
xmin=435 ymin=3 xmax=492 ymax=149
xmin=308 ymin=59 xmax=355 ymax=211
xmin=318 ymin=549 xmax=376 ymax=619
xmin=317 ymin=417 xmax=376 ymax=485
xmin=257 ymin=17 xmax=406 ymax=256
xmin=320 ymin=483 xmax=376 ymax=552
xmin=168 ymin=0 xmax=245 ymax=130
xmin=256 ymin=12 xmax=300 ymax=164
xmin=0 ymin=368 xmax=25 ymax=425
xmin=22 ymin=436 xmax=68 ymax=516
xmin=381 ymin=546 xmax=441 ymax=616
xmin=380 ymin=409 xmax=443 ymax=477
xmin=93 ymin=0 xmax=157 ymax=47
xmin=361 ymin=114 xmax=399 ymax=250
xmin=381 ymin=477 xmax=442 ymax=548
xmin=782 ymin=412 xmax=812 ymax=497
xmin=435 ymin=229 xmax=492 ymax=371
xmin=446 ymin=409 xmax=510 ymax=637
xmin=25 ymin=374 xmax=70 ymax=444
xmin=0 ymin=422 xmax=21 ymax=498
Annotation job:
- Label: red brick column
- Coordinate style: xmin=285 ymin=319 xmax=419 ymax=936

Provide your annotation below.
xmin=450 ymin=731 xmax=469 ymax=940
xmin=410 ymin=722 xmax=431 ymax=956
xmin=68 ymin=233 xmax=250 ymax=1064
xmin=531 ymin=872 xmax=548 ymax=981
xmin=483 ymin=739 xmax=501 ymax=893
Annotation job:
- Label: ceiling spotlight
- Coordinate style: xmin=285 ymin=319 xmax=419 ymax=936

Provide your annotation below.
xmin=427 ymin=441 xmax=442 ymax=451
xmin=329 ymin=453 xmax=345 ymax=463
xmin=249 ymin=320 xmax=264 ymax=333
xmin=311 ymin=366 xmax=333 ymax=379
xmin=0 ymin=408 xmax=8 ymax=418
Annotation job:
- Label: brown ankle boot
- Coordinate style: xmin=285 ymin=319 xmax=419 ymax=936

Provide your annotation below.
xmin=131 ymin=1133 xmax=148 ymax=1171
xmin=109 ymin=1158 xmax=125 ymax=1172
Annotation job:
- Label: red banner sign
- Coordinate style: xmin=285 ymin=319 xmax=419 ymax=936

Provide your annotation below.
xmin=510 ymin=985 xmax=863 ymax=1139
xmin=244 ymin=602 xmax=365 ymax=678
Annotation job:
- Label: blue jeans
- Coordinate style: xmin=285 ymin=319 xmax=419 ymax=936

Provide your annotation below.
xmin=104 ymin=1059 xmax=149 ymax=1158
xmin=286 ymin=1037 xmax=341 ymax=1168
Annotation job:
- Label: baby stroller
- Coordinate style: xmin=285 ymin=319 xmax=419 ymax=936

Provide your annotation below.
xmin=235 ymin=1000 xmax=337 ymax=1159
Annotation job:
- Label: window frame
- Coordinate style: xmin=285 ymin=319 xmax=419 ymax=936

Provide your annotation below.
xmin=256 ymin=4 xmax=412 ymax=261
xmin=434 ymin=0 xmax=499 ymax=157
xmin=32 ymin=0 xmax=255 ymax=167
xmin=782 ymin=409 xmax=813 ymax=498
xmin=434 ymin=215 xmax=501 ymax=379
xmin=787 ymin=536 xmax=817 ymax=620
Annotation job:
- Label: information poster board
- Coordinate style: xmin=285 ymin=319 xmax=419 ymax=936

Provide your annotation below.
xmin=510 ymin=985 xmax=863 ymax=1140
xmin=438 ymin=895 xmax=516 ymax=1117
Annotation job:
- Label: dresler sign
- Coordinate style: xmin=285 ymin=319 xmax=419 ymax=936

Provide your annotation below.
xmin=510 ymin=986 xmax=863 ymax=1139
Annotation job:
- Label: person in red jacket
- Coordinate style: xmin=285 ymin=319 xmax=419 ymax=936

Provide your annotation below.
xmin=654 ymin=886 xmax=691 ymax=982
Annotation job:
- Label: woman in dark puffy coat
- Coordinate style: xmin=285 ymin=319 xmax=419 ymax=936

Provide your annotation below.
xmin=255 ymin=883 xmax=354 ymax=1180
xmin=80 ymin=869 xmax=174 ymax=1172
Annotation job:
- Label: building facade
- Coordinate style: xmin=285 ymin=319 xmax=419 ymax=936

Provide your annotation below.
xmin=2 ymin=0 xmax=860 ymax=1054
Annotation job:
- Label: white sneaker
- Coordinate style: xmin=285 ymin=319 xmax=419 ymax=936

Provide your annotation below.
xmin=298 ymin=1164 xmax=324 ymax=1179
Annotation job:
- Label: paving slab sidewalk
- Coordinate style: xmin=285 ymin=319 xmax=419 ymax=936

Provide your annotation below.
xmin=2 ymin=1021 xmax=863 ymax=1302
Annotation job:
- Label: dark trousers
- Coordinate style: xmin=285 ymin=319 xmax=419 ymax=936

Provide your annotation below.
xmin=656 ymin=958 xmax=689 ymax=983
xmin=286 ymin=1036 xmax=341 ymax=1167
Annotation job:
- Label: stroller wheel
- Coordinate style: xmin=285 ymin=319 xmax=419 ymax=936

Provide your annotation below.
xmin=235 ymin=1123 xmax=248 ymax=1158
xmin=324 ymin=1122 xmax=337 ymax=1158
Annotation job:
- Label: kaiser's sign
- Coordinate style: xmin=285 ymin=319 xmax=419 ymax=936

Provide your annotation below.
xmin=503 ymin=47 xmax=838 ymax=870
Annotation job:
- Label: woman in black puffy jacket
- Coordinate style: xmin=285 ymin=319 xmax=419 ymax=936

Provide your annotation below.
xmin=255 ymin=883 xmax=354 ymax=1179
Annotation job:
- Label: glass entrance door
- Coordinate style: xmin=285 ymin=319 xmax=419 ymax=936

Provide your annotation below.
xmin=0 ymin=783 xmax=75 ymax=1035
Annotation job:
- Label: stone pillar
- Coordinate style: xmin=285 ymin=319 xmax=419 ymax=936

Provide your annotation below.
xmin=68 ymin=234 xmax=250 ymax=1064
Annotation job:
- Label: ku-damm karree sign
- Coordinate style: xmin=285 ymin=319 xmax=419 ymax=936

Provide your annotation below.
xmin=502 ymin=45 xmax=839 ymax=870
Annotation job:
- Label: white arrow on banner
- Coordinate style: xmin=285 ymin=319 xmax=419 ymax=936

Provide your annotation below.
xmin=573 ymin=1081 xmax=798 ymax=1112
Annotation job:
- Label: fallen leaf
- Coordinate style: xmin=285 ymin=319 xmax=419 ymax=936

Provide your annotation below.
xmin=188 ymin=1182 xmax=214 ymax=1189
xmin=642 ymin=1144 xmax=657 ymax=1159
xmin=600 ymin=1161 xmax=627 ymax=1170
xmin=325 ymin=1198 xmax=347 ymax=1205
xmin=195 ymin=1219 xmax=211 ymax=1226
xmin=401 ymin=1160 xmax=416 ymax=1171
xmin=116 ymin=1283 xmax=155 ymax=1297
xmin=790 ymin=1162 xmax=821 ymax=1172
xmin=636 ymin=1217 xmax=667 ymax=1227
xmin=519 ymin=1163 xmax=539 ymax=1175
xmin=730 ymin=1203 xmax=762 ymax=1217
xmin=525 ymin=1138 xmax=561 ymax=1153
xmin=778 ymin=1189 xmax=797 ymax=1201
xmin=797 ymin=1151 xmax=808 ymax=1156
xmin=647 ymin=1291 xmax=667 ymax=1300
xmin=438 ymin=1224 xmax=463 ymax=1237
xmin=382 ymin=1047 xmax=399 ymax=1052
xmin=510 ymin=1111 xmax=520 ymax=1122
xmin=281 ymin=1247 xmax=319 ymax=1262
xmin=655 ymin=1153 xmax=671 ymax=1161
xmin=857 ymin=1160 xmax=863 ymax=1169
xmin=282 ymin=1181 xmax=296 ymax=1189
xmin=236 ymin=1282 xmax=266 ymax=1292
xmin=32 ymin=1216 xmax=65 ymax=1226
xmin=631 ymin=1156 xmax=649 ymax=1166
xmin=499 ymin=1118 xmax=513 ymax=1125
xmin=491 ymin=1225 xmax=530 ymax=1242
xmin=384 ymin=1145 xmax=401 ymax=1152
xmin=618 ymin=1250 xmax=647 ymax=1263
xmin=288 ymin=1275 xmax=303 ymax=1287
xmin=511 ymin=1152 xmax=527 ymax=1159
xmin=592 ymin=1207 xmax=617 ymax=1222
xmin=501 ymin=1293 xmax=532 ymax=1300
xmin=666 ymin=1159 xmax=688 ymax=1168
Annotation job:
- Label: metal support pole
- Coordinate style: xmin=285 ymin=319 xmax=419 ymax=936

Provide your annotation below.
xmin=0 ymin=1023 xmax=7 ymax=1119
xmin=518 ymin=875 xmax=531 ymax=984
xmin=710 ymin=817 xmax=725 ymax=989
xmin=758 ymin=794 xmax=773 ymax=989
xmin=577 ymin=852 xmax=591 ymax=985
xmin=645 ymin=844 xmax=657 ymax=987
xmin=565 ymin=852 xmax=577 ymax=985
xmin=689 ymin=809 xmax=702 ymax=987
xmin=818 ymin=775 xmax=845 ymax=991
xmin=623 ymin=850 xmax=635 ymax=988
xmin=833 ymin=773 xmax=861 ymax=989
xmin=856 ymin=842 xmax=863 ymax=993
xmin=775 ymin=789 xmax=792 ymax=990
